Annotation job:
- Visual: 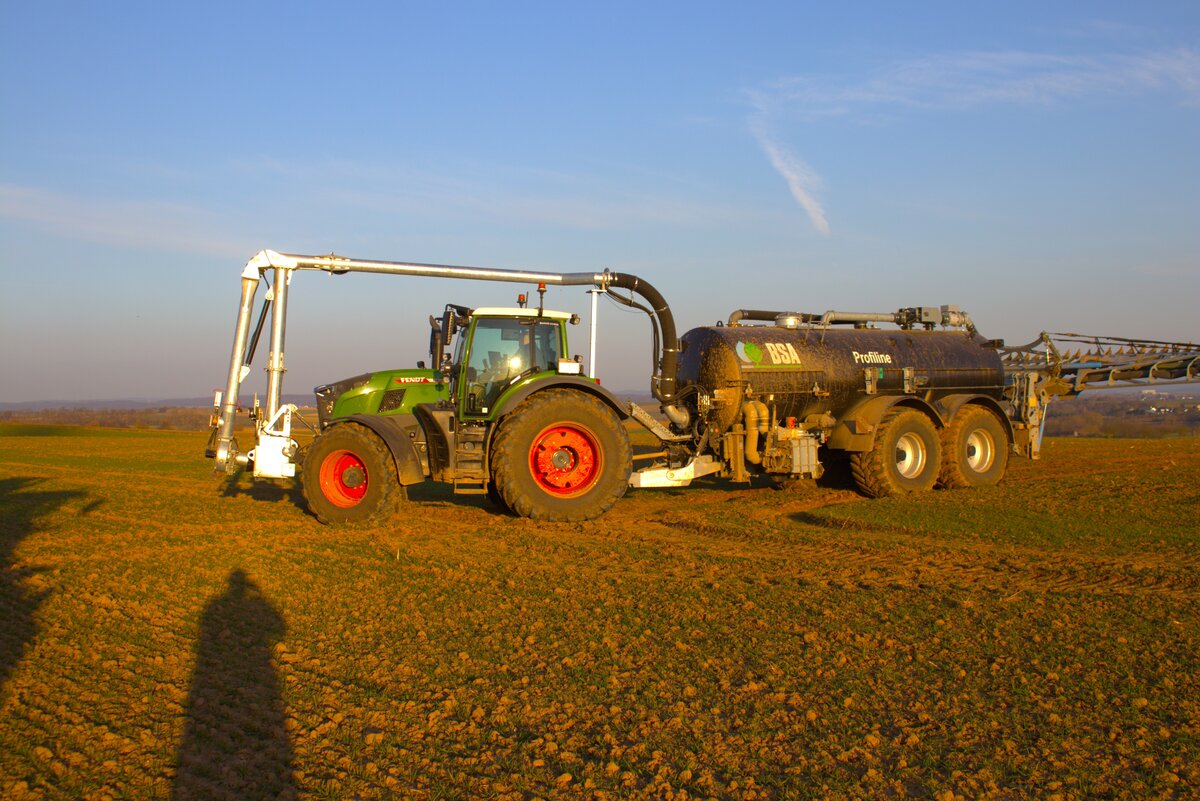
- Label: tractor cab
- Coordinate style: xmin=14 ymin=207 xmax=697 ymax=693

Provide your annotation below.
xmin=453 ymin=308 xmax=577 ymax=418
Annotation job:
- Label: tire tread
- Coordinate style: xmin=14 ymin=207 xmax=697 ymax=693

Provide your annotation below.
xmin=492 ymin=390 xmax=630 ymax=521
xmin=849 ymin=408 xmax=939 ymax=498
xmin=301 ymin=422 xmax=403 ymax=526
xmin=937 ymin=405 xmax=1009 ymax=489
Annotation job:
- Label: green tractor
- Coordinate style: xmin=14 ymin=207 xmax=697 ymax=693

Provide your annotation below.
xmin=208 ymin=251 xmax=694 ymax=523
xmin=301 ymin=302 xmax=631 ymax=523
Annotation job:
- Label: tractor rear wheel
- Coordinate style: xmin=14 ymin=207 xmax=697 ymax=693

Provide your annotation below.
xmin=301 ymin=423 xmax=403 ymax=525
xmin=491 ymin=389 xmax=631 ymax=521
xmin=938 ymin=406 xmax=1009 ymax=489
xmin=850 ymin=408 xmax=941 ymax=497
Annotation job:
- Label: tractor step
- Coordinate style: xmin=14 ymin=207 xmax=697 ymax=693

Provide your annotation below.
xmin=452 ymin=423 xmax=488 ymax=492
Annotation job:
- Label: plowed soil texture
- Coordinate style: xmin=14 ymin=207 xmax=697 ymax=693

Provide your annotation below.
xmin=1 ymin=424 xmax=1197 ymax=801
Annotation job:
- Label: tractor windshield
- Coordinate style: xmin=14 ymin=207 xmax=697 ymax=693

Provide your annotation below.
xmin=463 ymin=317 xmax=562 ymax=415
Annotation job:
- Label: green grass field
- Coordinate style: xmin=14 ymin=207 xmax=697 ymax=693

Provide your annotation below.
xmin=1 ymin=426 xmax=1197 ymax=800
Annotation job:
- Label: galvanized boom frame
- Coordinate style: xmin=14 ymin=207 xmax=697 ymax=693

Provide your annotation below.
xmin=212 ymin=250 xmax=633 ymax=474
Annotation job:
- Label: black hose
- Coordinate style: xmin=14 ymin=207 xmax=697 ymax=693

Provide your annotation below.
xmin=604 ymin=288 xmax=661 ymax=384
xmin=727 ymin=309 xmax=783 ymax=326
xmin=243 ymin=296 xmax=272 ymax=366
xmin=605 ymin=273 xmax=679 ymax=403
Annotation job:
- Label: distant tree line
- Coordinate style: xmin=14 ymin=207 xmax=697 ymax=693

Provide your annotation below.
xmin=2 ymin=395 xmax=1197 ymax=438
xmin=1044 ymin=393 xmax=1200 ymax=438
xmin=0 ymin=407 xmax=214 ymax=430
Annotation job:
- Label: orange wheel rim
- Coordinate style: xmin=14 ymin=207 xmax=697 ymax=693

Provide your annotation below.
xmin=319 ymin=449 xmax=369 ymax=508
xmin=528 ymin=424 xmax=602 ymax=497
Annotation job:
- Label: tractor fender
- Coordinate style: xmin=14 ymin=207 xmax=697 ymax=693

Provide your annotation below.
xmin=335 ymin=414 xmax=428 ymax=485
xmin=826 ymin=396 xmax=944 ymax=453
xmin=933 ymin=394 xmax=1016 ymax=449
xmin=492 ymin=377 xmax=631 ymax=422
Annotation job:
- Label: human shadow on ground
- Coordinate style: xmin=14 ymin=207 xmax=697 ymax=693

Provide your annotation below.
xmin=172 ymin=569 xmax=296 ymax=801
xmin=0 ymin=477 xmax=89 ymax=696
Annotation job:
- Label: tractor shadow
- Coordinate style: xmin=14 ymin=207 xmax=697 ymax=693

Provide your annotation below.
xmin=172 ymin=569 xmax=295 ymax=801
xmin=406 ymin=482 xmax=511 ymax=516
xmin=218 ymin=471 xmax=511 ymax=520
xmin=0 ymin=477 xmax=92 ymax=697
xmin=219 ymin=471 xmax=306 ymax=509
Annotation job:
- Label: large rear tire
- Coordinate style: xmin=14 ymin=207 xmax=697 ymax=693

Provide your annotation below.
xmin=938 ymin=406 xmax=1009 ymax=489
xmin=301 ymin=423 xmax=403 ymax=525
xmin=491 ymin=389 xmax=631 ymax=521
xmin=850 ymin=408 xmax=941 ymax=498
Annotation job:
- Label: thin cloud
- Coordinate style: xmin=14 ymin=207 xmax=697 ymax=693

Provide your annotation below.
xmin=228 ymin=158 xmax=760 ymax=232
xmin=0 ymin=164 xmax=761 ymax=264
xmin=0 ymin=184 xmax=250 ymax=258
xmin=747 ymin=117 xmax=830 ymax=236
xmin=763 ymin=47 xmax=1200 ymax=116
xmin=745 ymin=45 xmax=1198 ymax=235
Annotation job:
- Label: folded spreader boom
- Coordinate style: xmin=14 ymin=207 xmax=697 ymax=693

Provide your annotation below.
xmin=1001 ymin=333 xmax=1200 ymax=395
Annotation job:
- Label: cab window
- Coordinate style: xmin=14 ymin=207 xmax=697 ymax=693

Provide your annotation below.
xmin=463 ymin=318 xmax=562 ymax=414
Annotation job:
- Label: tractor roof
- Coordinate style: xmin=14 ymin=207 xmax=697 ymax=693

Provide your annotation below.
xmin=472 ymin=307 xmax=574 ymax=321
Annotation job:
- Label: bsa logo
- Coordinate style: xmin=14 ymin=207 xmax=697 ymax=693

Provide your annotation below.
xmin=736 ymin=341 xmax=801 ymax=366
xmin=735 ymin=341 xmax=764 ymax=365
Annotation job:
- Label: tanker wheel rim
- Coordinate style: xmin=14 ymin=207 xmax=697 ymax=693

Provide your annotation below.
xmin=528 ymin=423 xmax=604 ymax=498
xmin=318 ymin=449 xmax=370 ymax=508
xmin=894 ymin=432 xmax=927 ymax=479
xmin=965 ymin=428 xmax=996 ymax=473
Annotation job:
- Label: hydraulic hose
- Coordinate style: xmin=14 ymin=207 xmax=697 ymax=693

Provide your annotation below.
xmin=605 ymin=272 xmax=680 ymax=405
xmin=603 ymin=288 xmax=661 ymax=384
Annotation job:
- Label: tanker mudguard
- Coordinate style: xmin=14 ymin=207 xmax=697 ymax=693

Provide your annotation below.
xmin=335 ymin=413 xmax=427 ymax=485
xmin=826 ymin=396 xmax=944 ymax=452
xmin=493 ymin=376 xmax=631 ymax=420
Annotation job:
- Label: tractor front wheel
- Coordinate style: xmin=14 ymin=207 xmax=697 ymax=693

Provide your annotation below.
xmin=491 ymin=390 xmax=631 ymax=521
xmin=301 ymin=423 xmax=403 ymax=525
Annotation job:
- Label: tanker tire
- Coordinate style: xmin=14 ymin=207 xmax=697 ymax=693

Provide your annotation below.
xmin=938 ymin=406 xmax=1009 ymax=489
xmin=301 ymin=423 xmax=404 ymax=526
xmin=492 ymin=389 xmax=631 ymax=522
xmin=850 ymin=409 xmax=941 ymax=498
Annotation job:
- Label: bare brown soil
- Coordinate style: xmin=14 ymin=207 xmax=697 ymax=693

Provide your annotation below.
xmin=1 ymin=428 xmax=1197 ymax=800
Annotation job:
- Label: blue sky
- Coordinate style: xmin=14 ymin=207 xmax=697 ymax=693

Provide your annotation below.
xmin=1 ymin=1 xmax=1197 ymax=402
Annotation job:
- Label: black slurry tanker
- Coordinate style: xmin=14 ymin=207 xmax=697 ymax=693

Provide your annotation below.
xmin=207 ymin=250 xmax=1200 ymax=522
